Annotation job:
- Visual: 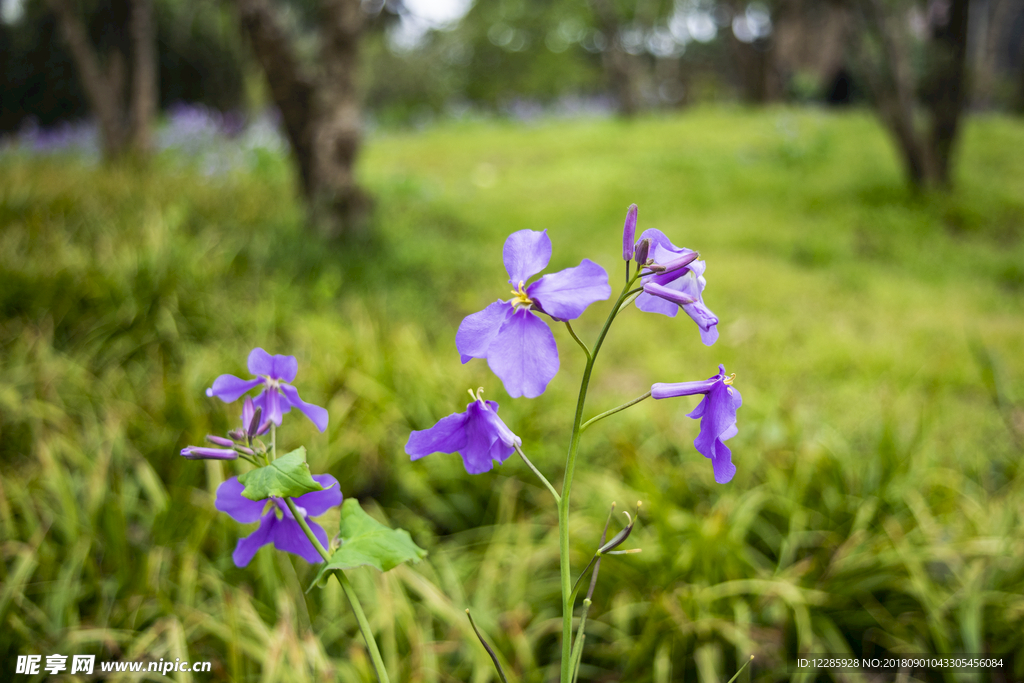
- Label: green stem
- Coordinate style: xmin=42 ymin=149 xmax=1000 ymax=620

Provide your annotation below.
xmin=580 ymin=391 xmax=652 ymax=433
xmin=514 ymin=444 xmax=560 ymax=503
xmin=558 ymin=270 xmax=642 ymax=683
xmin=284 ymin=498 xmax=390 ymax=683
xmin=271 ymin=424 xmax=276 ymax=460
xmin=563 ymin=321 xmax=592 ymax=361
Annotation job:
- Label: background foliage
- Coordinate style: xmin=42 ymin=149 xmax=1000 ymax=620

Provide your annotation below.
xmin=1 ymin=107 xmax=1022 ymax=681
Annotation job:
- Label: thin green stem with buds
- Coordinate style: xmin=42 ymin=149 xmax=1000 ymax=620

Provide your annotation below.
xmin=284 ymin=497 xmax=390 ymax=683
xmin=558 ymin=267 xmax=643 ymax=682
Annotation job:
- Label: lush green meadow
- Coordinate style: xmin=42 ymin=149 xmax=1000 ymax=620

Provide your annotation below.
xmin=2 ymin=107 xmax=1023 ymax=682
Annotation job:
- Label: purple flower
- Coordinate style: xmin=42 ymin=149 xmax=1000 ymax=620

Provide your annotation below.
xmin=241 ymin=396 xmax=271 ymax=437
xmin=633 ymin=228 xmax=719 ymax=346
xmin=215 ymin=474 xmax=342 ymax=566
xmin=456 ymin=230 xmax=611 ymax=398
xmin=405 ymin=390 xmax=521 ymax=474
xmin=652 ymin=365 xmax=741 ymax=483
xmin=206 ymin=348 xmax=329 ymax=432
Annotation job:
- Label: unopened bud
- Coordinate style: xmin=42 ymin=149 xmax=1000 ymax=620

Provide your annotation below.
xmin=227 ymin=429 xmax=246 ymax=441
xmin=180 ymin=446 xmax=238 ymax=461
xmin=622 ymin=204 xmax=638 ymax=261
xmin=633 ymin=238 xmax=650 ymax=267
xmin=247 ymin=406 xmax=263 ymax=439
xmin=206 ymin=435 xmax=234 ymax=447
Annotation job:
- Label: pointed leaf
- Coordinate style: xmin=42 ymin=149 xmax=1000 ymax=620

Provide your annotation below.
xmin=237 ymin=447 xmax=326 ymax=501
xmin=316 ymin=499 xmax=426 ymax=580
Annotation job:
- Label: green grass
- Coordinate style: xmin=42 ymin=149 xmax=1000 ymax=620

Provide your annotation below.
xmin=1 ymin=107 xmax=1023 ymax=682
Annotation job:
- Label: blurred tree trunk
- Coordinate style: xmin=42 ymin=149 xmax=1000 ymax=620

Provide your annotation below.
xmin=723 ymin=0 xmax=782 ymax=103
xmin=48 ymin=0 xmax=157 ymax=159
xmin=588 ymin=0 xmax=641 ymax=117
xmin=848 ymin=0 xmax=971 ymax=189
xmin=230 ymin=0 xmax=370 ymax=237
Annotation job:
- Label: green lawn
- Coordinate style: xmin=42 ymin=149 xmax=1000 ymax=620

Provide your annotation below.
xmin=1 ymin=107 xmax=1022 ymax=682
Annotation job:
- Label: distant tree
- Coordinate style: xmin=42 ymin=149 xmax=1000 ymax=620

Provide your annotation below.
xmin=46 ymin=0 xmax=157 ymax=159
xmin=228 ymin=0 xmax=369 ymax=236
xmin=844 ymin=0 xmax=971 ymax=189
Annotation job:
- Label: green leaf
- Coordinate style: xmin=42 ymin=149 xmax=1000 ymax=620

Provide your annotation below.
xmin=237 ymin=447 xmax=326 ymax=501
xmin=316 ymin=499 xmax=426 ymax=580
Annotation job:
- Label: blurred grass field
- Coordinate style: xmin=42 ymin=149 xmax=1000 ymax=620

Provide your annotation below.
xmin=1 ymin=107 xmax=1023 ymax=682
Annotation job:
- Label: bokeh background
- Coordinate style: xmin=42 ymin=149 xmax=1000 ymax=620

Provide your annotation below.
xmin=2 ymin=0 xmax=1023 ymax=681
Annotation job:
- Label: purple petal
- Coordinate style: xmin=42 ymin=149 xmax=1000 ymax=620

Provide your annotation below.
xmin=456 ymin=300 xmax=514 ymax=363
xmin=459 ymin=400 xmax=517 ymax=474
xmin=693 ymin=384 xmax=739 ymax=465
xmin=216 ymin=477 xmax=269 ymax=523
xmin=253 ymin=387 xmax=288 ymax=426
xmin=272 ymin=516 xmax=328 ymax=563
xmin=527 ymin=259 xmax=611 ymax=321
xmin=406 ymin=411 xmax=469 ymax=460
xmin=622 ymin=204 xmax=637 ymax=261
xmin=206 ymin=374 xmax=264 ymax=402
xmin=248 ymin=348 xmax=298 ymax=382
xmin=503 ymin=229 xmax=551 ymax=285
xmin=293 ymin=474 xmax=343 ymax=516
xmin=709 ymin=440 xmax=737 ymax=484
xmin=634 ymin=290 xmax=680 ymax=317
xmin=232 ymin=512 xmax=277 ymax=567
xmin=682 ymin=301 xmax=719 ymax=346
xmin=487 ymin=308 xmax=559 ymax=399
xmin=280 ymin=384 xmax=329 ymax=432
xmin=637 ymin=228 xmax=690 ymax=264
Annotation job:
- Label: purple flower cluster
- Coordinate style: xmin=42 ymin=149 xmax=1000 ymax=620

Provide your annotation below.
xmin=181 ymin=348 xmax=337 ymax=566
xmin=409 ymin=205 xmax=742 ymax=483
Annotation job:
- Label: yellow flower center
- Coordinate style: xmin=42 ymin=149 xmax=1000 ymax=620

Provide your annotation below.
xmin=509 ymin=280 xmax=533 ymax=309
xmin=723 ymin=373 xmax=736 ymax=385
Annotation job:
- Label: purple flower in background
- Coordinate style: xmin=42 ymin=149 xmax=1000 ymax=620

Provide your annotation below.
xmin=206 ymin=348 xmax=328 ymax=432
xmin=634 ymin=228 xmax=719 ymax=346
xmin=405 ymin=389 xmax=521 ymax=474
xmin=652 ymin=365 xmax=741 ymax=483
xmin=215 ymin=474 xmax=341 ymax=566
xmin=456 ymin=230 xmax=610 ymax=398
xmin=241 ymin=396 xmax=271 ymax=437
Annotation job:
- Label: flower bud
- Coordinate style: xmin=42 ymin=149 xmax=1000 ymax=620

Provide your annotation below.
xmin=181 ymin=446 xmax=238 ymax=460
xmin=227 ymin=429 xmax=246 ymax=441
xmin=633 ymin=237 xmax=650 ymax=267
xmin=206 ymin=435 xmax=235 ymax=447
xmin=247 ymin=406 xmax=263 ymax=439
xmin=622 ymin=204 xmax=638 ymax=261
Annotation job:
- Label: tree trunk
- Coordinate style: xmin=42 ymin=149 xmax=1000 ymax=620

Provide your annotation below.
xmin=848 ymin=0 xmax=971 ymax=189
xmin=129 ymin=0 xmax=157 ymax=154
xmin=48 ymin=0 xmax=157 ymax=160
xmin=231 ymin=0 xmax=369 ymax=237
xmin=589 ymin=0 xmax=641 ymax=117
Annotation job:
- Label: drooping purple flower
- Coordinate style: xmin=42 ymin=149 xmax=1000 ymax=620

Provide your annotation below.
xmin=405 ymin=390 xmax=521 ymax=474
xmin=206 ymin=348 xmax=329 ymax=432
xmin=633 ymin=228 xmax=719 ymax=346
xmin=215 ymin=474 xmax=342 ymax=566
xmin=652 ymin=365 xmax=741 ymax=483
xmin=622 ymin=204 xmax=638 ymax=261
xmin=456 ymin=230 xmax=611 ymax=398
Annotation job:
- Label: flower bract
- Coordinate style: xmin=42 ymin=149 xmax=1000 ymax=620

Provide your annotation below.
xmin=206 ymin=348 xmax=329 ymax=432
xmin=456 ymin=229 xmax=610 ymax=398
xmin=215 ymin=474 xmax=341 ymax=566
xmin=633 ymin=228 xmax=719 ymax=346
xmin=405 ymin=391 xmax=521 ymax=474
xmin=652 ymin=364 xmax=741 ymax=483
